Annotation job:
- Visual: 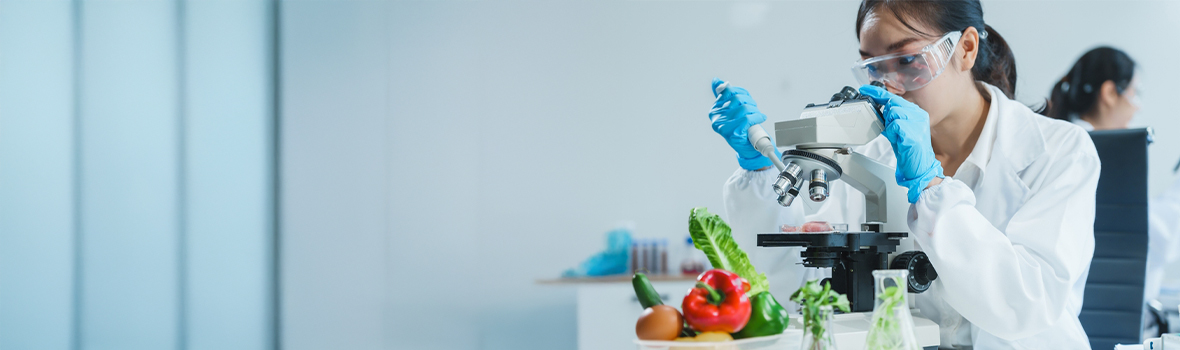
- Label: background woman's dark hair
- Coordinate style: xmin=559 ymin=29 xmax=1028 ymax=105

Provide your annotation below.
xmin=855 ymin=0 xmax=1018 ymax=99
xmin=1046 ymin=47 xmax=1136 ymax=121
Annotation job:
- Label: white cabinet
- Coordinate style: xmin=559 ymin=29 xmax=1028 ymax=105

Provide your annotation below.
xmin=575 ymin=279 xmax=694 ymax=350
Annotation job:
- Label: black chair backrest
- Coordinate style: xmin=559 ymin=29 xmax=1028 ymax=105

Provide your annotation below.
xmin=1080 ymin=128 xmax=1151 ymax=350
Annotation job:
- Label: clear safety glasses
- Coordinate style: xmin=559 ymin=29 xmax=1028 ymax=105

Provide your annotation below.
xmin=851 ymin=31 xmax=963 ymax=93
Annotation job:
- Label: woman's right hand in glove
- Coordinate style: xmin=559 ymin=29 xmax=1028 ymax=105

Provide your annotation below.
xmin=710 ymin=78 xmax=777 ymax=170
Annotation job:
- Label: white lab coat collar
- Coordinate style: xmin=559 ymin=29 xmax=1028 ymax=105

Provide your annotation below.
xmin=959 ymin=84 xmax=1000 ymax=176
xmin=986 ymin=83 xmax=1047 ymax=173
xmin=962 ymin=83 xmax=1046 ymax=180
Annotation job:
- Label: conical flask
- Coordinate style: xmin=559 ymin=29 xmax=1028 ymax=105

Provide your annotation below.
xmin=800 ymin=305 xmax=837 ymax=350
xmin=864 ymin=270 xmax=921 ymax=350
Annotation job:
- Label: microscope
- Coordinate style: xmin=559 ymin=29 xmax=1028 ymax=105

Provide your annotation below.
xmin=737 ymin=83 xmax=938 ymax=313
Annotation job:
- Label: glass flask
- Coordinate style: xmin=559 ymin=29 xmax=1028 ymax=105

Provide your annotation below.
xmin=800 ymin=305 xmax=837 ymax=350
xmin=864 ymin=270 xmax=921 ymax=350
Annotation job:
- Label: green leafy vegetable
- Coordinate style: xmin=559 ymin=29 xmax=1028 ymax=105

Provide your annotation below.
xmin=790 ymin=279 xmax=850 ymax=346
xmin=687 ymin=207 xmax=769 ymax=295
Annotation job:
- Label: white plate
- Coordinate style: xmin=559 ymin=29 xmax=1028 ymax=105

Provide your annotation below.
xmin=634 ymin=329 xmax=803 ymax=350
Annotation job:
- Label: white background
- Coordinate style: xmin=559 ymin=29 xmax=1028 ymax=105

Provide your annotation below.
xmin=3 ymin=1 xmax=1180 ymax=350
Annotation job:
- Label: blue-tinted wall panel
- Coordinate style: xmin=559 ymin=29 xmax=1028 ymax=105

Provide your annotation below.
xmin=0 ymin=1 xmax=76 ymax=349
xmin=184 ymin=0 xmax=273 ymax=349
xmin=78 ymin=1 xmax=181 ymax=349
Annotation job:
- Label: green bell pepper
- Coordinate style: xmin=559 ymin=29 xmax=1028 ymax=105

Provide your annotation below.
xmin=732 ymin=291 xmax=789 ymax=339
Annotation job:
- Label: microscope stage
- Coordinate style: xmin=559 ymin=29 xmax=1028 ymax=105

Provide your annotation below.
xmin=756 ymin=231 xmax=906 ymax=250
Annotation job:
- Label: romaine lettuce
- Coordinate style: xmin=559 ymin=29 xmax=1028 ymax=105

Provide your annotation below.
xmin=688 ymin=207 xmax=769 ymax=296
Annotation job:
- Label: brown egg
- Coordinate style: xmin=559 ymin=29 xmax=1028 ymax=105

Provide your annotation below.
xmin=636 ymin=305 xmax=684 ymax=341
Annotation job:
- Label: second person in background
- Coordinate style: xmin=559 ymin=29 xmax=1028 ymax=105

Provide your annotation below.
xmin=708 ymin=0 xmax=1099 ymax=348
xmin=1047 ymin=47 xmax=1140 ymax=130
xmin=1047 ymin=46 xmax=1180 ymax=338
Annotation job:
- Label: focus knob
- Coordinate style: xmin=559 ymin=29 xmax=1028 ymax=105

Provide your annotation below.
xmin=890 ymin=251 xmax=938 ymax=293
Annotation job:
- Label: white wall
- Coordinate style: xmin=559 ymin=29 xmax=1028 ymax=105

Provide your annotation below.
xmin=0 ymin=1 xmax=274 ymax=349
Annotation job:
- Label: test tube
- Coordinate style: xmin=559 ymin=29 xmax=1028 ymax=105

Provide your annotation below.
xmin=650 ymin=240 xmax=657 ymax=274
xmin=660 ymin=239 xmax=668 ymax=275
xmin=631 ymin=240 xmax=639 ymax=273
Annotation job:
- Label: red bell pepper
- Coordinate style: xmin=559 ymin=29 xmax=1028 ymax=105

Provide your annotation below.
xmin=682 ymin=269 xmax=752 ymax=333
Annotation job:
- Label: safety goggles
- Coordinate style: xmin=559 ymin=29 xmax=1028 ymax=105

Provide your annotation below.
xmin=851 ymin=31 xmax=963 ymax=93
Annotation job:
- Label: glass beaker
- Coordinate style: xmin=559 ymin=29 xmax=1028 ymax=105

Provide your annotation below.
xmin=800 ymin=305 xmax=837 ymax=350
xmin=864 ymin=270 xmax=921 ymax=350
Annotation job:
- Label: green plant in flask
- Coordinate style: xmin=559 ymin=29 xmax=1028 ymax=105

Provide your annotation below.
xmin=864 ymin=270 xmax=920 ymax=350
xmin=790 ymin=280 xmax=849 ymax=350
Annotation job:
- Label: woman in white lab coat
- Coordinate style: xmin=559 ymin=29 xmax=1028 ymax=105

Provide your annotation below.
xmin=1047 ymin=46 xmax=1180 ymax=337
xmin=709 ymin=0 xmax=1099 ymax=348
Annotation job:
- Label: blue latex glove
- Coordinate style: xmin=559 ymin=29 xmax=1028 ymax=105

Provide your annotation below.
xmin=709 ymin=78 xmax=780 ymax=170
xmin=858 ymin=85 xmax=945 ymax=203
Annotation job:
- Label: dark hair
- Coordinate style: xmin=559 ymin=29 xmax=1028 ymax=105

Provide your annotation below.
xmin=855 ymin=0 xmax=1018 ymax=99
xmin=1046 ymin=47 xmax=1136 ymax=121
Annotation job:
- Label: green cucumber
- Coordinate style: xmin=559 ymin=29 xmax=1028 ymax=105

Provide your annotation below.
xmin=632 ymin=273 xmax=663 ymax=309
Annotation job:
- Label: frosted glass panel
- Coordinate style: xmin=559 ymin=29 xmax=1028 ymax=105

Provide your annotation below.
xmin=184 ymin=0 xmax=273 ymax=349
xmin=78 ymin=1 xmax=181 ymax=348
xmin=0 ymin=1 xmax=75 ymax=349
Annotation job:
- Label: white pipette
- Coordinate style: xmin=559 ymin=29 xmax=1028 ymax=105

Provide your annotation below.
xmin=713 ymin=81 xmax=787 ymax=172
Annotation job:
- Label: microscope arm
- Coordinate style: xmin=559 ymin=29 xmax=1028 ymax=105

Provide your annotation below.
xmin=835 ymin=151 xmax=911 ymax=233
xmin=835 ymin=152 xmax=888 ymax=222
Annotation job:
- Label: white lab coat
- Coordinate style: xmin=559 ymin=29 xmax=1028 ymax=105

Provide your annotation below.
xmin=1148 ymin=178 xmax=1180 ymax=300
xmin=723 ymin=83 xmax=1099 ymax=349
xmin=1145 ymin=176 xmax=1180 ymax=337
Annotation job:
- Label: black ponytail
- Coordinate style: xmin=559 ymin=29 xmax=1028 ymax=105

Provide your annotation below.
xmin=1046 ymin=47 xmax=1136 ymax=121
xmin=856 ymin=0 xmax=1018 ymax=99
xmin=976 ymin=24 xmax=1016 ymax=99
